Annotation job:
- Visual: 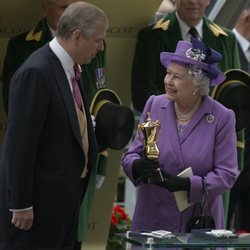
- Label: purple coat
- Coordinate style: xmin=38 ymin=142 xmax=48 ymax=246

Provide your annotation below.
xmin=121 ymin=94 xmax=238 ymax=232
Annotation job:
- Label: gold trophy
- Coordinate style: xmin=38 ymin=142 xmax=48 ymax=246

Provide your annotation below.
xmin=138 ymin=112 xmax=164 ymax=183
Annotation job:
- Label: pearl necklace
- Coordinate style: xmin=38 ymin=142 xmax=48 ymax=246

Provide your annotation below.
xmin=174 ymin=98 xmax=201 ymax=121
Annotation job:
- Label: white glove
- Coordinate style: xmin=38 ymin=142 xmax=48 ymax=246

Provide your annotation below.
xmin=96 ymin=175 xmax=105 ymax=189
xmin=91 ymin=115 xmax=96 ymax=129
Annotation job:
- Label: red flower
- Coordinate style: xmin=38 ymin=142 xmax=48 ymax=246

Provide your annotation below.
xmin=111 ymin=214 xmax=118 ymax=226
xmin=108 ymin=205 xmax=131 ymax=249
xmin=113 ymin=205 xmax=129 ymax=221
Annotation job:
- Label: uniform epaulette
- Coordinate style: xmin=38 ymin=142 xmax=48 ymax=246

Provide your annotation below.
xmin=26 ymin=28 xmax=43 ymax=42
xmin=152 ymin=18 xmax=170 ymax=31
xmin=208 ymin=23 xmax=228 ymax=37
xmin=100 ymin=149 xmax=108 ymax=157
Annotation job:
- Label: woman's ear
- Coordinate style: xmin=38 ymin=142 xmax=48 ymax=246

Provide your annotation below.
xmin=194 ymin=85 xmax=201 ymax=94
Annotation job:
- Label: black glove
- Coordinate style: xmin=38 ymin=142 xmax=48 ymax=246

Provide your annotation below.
xmin=158 ymin=172 xmax=190 ymax=192
xmin=132 ymin=158 xmax=159 ymax=180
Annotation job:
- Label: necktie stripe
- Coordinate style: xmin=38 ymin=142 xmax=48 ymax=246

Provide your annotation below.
xmin=72 ymin=64 xmax=83 ymax=109
xmin=72 ymin=63 xmax=89 ymax=178
xmin=188 ymin=27 xmax=199 ymax=39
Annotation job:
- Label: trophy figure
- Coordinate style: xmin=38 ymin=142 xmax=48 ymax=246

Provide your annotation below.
xmin=138 ymin=112 xmax=164 ymax=183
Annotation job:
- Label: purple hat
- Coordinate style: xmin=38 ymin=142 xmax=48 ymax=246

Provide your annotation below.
xmin=160 ymin=38 xmax=226 ymax=86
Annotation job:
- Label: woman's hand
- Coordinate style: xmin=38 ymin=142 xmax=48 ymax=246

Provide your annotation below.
xmin=158 ymin=172 xmax=190 ymax=192
xmin=132 ymin=158 xmax=159 ymax=180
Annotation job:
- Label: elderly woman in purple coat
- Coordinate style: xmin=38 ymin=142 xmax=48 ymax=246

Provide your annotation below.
xmin=121 ymin=38 xmax=238 ymax=233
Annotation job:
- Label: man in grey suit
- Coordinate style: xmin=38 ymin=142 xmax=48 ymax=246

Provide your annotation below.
xmin=228 ymin=3 xmax=250 ymax=233
xmin=0 ymin=2 xmax=108 ymax=249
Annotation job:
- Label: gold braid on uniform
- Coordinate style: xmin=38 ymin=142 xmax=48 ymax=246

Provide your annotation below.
xmin=26 ymin=29 xmax=43 ymax=42
xmin=208 ymin=23 xmax=228 ymax=37
xmin=153 ymin=18 xmax=170 ymax=31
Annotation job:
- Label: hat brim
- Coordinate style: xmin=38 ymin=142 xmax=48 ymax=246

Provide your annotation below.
xmin=160 ymin=52 xmax=226 ymax=86
xmin=223 ymin=69 xmax=250 ymax=87
xmin=212 ymin=69 xmax=250 ymax=131
xmin=160 ymin=53 xmax=209 ymax=71
xmin=90 ymin=88 xmax=134 ymax=151
xmin=90 ymin=88 xmax=122 ymax=116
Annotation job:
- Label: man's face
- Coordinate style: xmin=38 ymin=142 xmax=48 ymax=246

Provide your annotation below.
xmin=175 ymin=0 xmax=210 ymax=26
xmin=75 ymin=24 xmax=108 ymax=65
xmin=42 ymin=0 xmax=78 ymax=30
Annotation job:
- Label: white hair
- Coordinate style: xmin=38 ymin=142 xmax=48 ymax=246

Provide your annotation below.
xmin=186 ymin=65 xmax=210 ymax=96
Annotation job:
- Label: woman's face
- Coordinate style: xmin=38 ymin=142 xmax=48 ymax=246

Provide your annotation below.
xmin=164 ymin=62 xmax=198 ymax=104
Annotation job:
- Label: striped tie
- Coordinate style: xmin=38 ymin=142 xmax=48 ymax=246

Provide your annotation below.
xmin=189 ymin=27 xmax=199 ymax=40
xmin=72 ymin=64 xmax=82 ymax=109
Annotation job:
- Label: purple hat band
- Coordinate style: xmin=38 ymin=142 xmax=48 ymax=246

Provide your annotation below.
xmin=160 ymin=38 xmax=226 ymax=86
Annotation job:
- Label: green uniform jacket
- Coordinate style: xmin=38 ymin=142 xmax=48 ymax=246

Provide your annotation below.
xmin=131 ymin=11 xmax=242 ymax=226
xmin=1 ymin=18 xmax=107 ymax=241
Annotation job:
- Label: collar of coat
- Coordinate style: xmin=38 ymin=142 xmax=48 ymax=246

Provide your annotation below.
xmin=25 ymin=18 xmax=50 ymax=42
xmin=152 ymin=13 xmax=228 ymax=37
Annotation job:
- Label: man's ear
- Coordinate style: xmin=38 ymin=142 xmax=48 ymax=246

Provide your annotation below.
xmin=72 ymin=29 xmax=82 ymax=44
xmin=245 ymin=10 xmax=250 ymax=23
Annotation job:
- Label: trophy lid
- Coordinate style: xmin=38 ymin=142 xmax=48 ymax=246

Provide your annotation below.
xmin=142 ymin=112 xmax=160 ymax=127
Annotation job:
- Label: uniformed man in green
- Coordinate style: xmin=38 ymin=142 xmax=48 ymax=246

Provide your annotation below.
xmin=131 ymin=0 xmax=243 ymax=227
xmin=1 ymin=0 xmax=108 ymax=248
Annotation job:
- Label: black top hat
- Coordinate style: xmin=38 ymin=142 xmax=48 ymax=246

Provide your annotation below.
xmin=90 ymin=89 xmax=135 ymax=151
xmin=212 ymin=69 xmax=250 ymax=131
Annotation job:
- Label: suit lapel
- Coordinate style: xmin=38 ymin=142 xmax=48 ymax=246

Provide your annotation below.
xmin=78 ymin=78 xmax=97 ymax=159
xmin=158 ymin=12 xmax=183 ymax=52
xmin=46 ymin=45 xmax=97 ymax=168
xmin=47 ymin=47 xmax=83 ymax=149
xmin=202 ymin=18 xmax=220 ymax=48
xmin=238 ymin=43 xmax=249 ymax=71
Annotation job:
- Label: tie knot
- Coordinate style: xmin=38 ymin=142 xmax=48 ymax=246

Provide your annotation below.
xmin=188 ymin=27 xmax=198 ymax=39
xmin=73 ymin=63 xmax=81 ymax=81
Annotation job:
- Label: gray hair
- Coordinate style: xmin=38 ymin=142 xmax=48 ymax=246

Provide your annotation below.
xmin=56 ymin=1 xmax=108 ymax=39
xmin=186 ymin=65 xmax=210 ymax=96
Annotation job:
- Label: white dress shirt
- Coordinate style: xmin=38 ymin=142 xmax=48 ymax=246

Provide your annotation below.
xmin=176 ymin=12 xmax=203 ymax=41
xmin=49 ymin=37 xmax=76 ymax=91
xmin=233 ymin=28 xmax=250 ymax=62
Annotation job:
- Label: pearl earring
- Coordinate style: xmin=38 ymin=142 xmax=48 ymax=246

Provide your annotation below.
xmin=192 ymin=91 xmax=196 ymax=95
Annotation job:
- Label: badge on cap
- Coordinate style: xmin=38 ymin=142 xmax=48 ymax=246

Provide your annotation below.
xmin=207 ymin=114 xmax=215 ymax=123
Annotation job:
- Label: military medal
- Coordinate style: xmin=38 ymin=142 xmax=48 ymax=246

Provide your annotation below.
xmin=95 ymin=67 xmax=106 ymax=89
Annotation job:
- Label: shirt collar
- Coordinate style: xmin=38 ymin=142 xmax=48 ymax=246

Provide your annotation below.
xmin=47 ymin=23 xmax=56 ymax=38
xmin=49 ymin=37 xmax=75 ymax=74
xmin=233 ymin=28 xmax=250 ymax=53
xmin=176 ymin=12 xmax=203 ymax=41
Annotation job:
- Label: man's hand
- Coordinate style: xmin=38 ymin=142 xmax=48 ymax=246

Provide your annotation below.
xmin=96 ymin=174 xmax=105 ymax=189
xmin=11 ymin=209 xmax=34 ymax=230
xmin=91 ymin=115 xmax=96 ymax=129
